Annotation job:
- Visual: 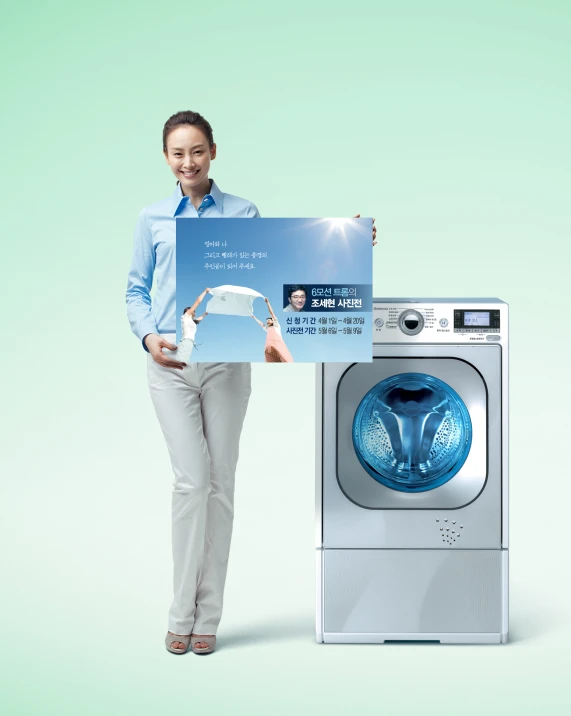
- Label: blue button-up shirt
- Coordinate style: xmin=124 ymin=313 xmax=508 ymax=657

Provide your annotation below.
xmin=126 ymin=180 xmax=259 ymax=348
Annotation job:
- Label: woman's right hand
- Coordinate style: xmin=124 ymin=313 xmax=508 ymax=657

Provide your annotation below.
xmin=144 ymin=334 xmax=186 ymax=369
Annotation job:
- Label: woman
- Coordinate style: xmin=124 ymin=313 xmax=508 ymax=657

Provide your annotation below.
xmin=126 ymin=111 xmax=258 ymax=655
xmin=177 ymin=288 xmax=210 ymax=364
xmin=252 ymin=297 xmax=294 ymax=363
xmin=126 ymin=111 xmax=377 ymax=657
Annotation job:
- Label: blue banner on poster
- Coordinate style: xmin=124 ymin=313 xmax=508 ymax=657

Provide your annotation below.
xmin=176 ymin=218 xmax=373 ymax=362
xmin=282 ymin=284 xmax=372 ymax=312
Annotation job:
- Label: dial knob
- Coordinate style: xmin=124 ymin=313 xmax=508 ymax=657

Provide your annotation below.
xmin=398 ymin=309 xmax=424 ymax=335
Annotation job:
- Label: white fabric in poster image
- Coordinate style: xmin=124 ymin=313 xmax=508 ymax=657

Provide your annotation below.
xmin=206 ymin=285 xmax=264 ymax=316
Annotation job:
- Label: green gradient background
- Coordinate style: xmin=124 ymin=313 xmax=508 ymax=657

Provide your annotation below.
xmin=1 ymin=1 xmax=570 ymax=714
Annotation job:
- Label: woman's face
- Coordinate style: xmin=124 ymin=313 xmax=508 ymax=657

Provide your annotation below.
xmin=266 ymin=318 xmax=274 ymax=327
xmin=164 ymin=125 xmax=216 ymax=193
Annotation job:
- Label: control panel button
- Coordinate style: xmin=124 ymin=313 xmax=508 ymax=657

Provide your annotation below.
xmin=439 ymin=318 xmax=449 ymax=327
xmin=486 ymin=334 xmax=501 ymax=341
xmin=374 ymin=318 xmax=384 ymax=328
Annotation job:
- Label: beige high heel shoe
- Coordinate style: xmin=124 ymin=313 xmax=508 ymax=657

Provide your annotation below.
xmin=165 ymin=632 xmax=191 ymax=654
xmin=191 ymin=635 xmax=216 ymax=655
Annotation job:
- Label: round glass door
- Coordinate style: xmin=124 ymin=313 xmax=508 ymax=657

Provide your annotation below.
xmin=352 ymin=372 xmax=472 ymax=492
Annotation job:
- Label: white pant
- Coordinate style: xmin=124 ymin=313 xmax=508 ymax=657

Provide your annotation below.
xmin=147 ymin=340 xmax=251 ymax=635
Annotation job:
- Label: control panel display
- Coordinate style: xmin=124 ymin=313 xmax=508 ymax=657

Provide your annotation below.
xmin=454 ymin=309 xmax=500 ymax=332
xmin=464 ymin=312 xmax=490 ymax=327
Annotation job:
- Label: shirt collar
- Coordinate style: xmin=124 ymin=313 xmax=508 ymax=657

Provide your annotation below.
xmin=209 ymin=180 xmax=223 ymax=211
xmin=170 ymin=179 xmax=223 ymax=217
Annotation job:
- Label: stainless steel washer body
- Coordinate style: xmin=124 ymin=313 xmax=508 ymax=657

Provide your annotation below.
xmin=316 ymin=298 xmax=509 ymax=643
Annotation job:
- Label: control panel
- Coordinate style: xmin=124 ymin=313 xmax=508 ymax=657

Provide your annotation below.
xmin=372 ymin=301 xmax=506 ymax=344
xmin=453 ymin=309 xmax=500 ymax=333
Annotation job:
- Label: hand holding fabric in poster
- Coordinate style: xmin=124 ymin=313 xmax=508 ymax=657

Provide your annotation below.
xmin=176 ymin=218 xmax=373 ymax=362
xmin=205 ymin=285 xmax=264 ymax=316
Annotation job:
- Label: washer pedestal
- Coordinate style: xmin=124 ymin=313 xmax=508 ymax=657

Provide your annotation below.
xmin=317 ymin=548 xmax=508 ymax=644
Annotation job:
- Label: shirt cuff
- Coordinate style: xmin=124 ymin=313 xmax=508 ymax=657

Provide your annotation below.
xmin=137 ymin=318 xmax=159 ymax=352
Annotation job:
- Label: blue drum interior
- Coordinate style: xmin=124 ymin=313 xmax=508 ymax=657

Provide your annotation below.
xmin=352 ymin=372 xmax=472 ymax=492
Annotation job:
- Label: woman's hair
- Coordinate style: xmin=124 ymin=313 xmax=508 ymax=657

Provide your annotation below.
xmin=163 ymin=111 xmax=214 ymax=151
xmin=183 ymin=305 xmax=202 ymax=324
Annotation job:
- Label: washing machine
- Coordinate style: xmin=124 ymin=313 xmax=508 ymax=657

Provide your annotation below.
xmin=316 ymin=298 xmax=508 ymax=644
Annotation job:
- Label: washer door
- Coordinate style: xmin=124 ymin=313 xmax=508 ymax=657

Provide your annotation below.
xmin=353 ymin=372 xmax=472 ymax=493
xmin=337 ymin=358 xmax=487 ymax=509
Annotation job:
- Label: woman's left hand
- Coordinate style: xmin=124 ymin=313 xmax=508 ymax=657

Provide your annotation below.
xmin=353 ymin=214 xmax=377 ymax=246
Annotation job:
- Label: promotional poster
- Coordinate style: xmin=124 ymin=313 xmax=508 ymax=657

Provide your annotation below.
xmin=176 ymin=218 xmax=373 ymax=362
